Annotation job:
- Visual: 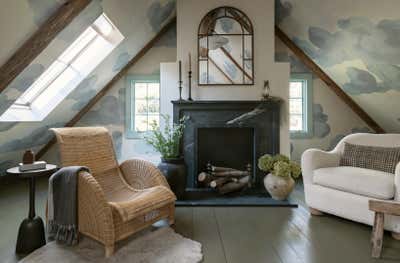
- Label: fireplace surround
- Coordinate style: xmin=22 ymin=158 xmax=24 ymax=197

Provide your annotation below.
xmin=173 ymin=99 xmax=281 ymax=199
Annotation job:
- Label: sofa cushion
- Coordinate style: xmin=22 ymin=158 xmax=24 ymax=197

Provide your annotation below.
xmin=313 ymin=166 xmax=395 ymax=199
xmin=340 ymin=142 xmax=400 ymax=174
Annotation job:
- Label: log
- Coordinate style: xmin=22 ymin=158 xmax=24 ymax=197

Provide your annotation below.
xmin=210 ymin=177 xmax=237 ymax=188
xmin=211 ymin=166 xmax=239 ymax=172
xmin=197 ymin=172 xmax=214 ymax=185
xmin=218 ymin=176 xmax=250 ymax=194
xmin=213 ymin=170 xmax=248 ymax=177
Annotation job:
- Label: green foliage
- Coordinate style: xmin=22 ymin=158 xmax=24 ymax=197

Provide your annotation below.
xmin=144 ymin=114 xmax=187 ymax=159
xmin=258 ymin=154 xmax=274 ymax=171
xmin=257 ymin=153 xmax=301 ymax=179
xmin=273 ymin=161 xmax=291 ymax=178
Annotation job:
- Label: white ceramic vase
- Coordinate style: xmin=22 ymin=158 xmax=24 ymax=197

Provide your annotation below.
xmin=263 ymin=173 xmax=295 ymax=201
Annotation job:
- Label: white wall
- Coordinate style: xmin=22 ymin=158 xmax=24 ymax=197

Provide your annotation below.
xmin=175 ymin=0 xmax=290 ymax=155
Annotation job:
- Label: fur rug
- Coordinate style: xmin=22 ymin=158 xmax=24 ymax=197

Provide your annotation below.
xmin=20 ymin=227 xmax=203 ymax=263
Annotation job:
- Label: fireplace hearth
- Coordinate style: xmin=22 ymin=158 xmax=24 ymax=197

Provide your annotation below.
xmin=172 ymin=99 xmax=281 ymax=200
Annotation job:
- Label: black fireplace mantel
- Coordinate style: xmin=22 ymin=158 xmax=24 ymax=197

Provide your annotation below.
xmin=172 ymin=99 xmax=282 ymax=195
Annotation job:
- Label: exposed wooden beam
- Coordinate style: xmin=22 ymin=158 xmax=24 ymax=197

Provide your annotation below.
xmin=36 ymin=17 xmax=177 ymax=159
xmin=275 ymin=25 xmax=385 ymax=134
xmin=0 ymin=0 xmax=92 ymax=94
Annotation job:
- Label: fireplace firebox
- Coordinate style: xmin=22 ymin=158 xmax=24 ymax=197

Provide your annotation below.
xmin=172 ymin=100 xmax=281 ymax=199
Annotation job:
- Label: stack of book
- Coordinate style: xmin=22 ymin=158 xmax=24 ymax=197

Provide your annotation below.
xmin=19 ymin=161 xmax=47 ymax=172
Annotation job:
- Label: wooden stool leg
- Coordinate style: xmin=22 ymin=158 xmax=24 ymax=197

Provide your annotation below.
xmin=371 ymin=212 xmax=384 ymax=258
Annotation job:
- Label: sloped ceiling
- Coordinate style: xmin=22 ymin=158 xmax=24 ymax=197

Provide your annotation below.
xmin=276 ymin=0 xmax=400 ymax=133
xmin=0 ymin=0 xmax=176 ymax=174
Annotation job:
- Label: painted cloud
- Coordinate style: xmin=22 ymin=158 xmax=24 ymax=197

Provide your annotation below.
xmin=147 ymin=1 xmax=176 ymax=32
xmin=313 ymin=104 xmax=331 ymax=138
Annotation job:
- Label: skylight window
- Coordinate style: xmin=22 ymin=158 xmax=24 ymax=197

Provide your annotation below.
xmin=0 ymin=13 xmax=124 ymax=122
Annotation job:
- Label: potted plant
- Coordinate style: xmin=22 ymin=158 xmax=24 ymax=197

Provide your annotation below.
xmin=145 ymin=114 xmax=188 ymax=199
xmin=257 ymin=154 xmax=301 ymax=200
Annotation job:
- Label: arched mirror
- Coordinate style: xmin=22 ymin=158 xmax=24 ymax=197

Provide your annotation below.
xmin=198 ymin=6 xmax=254 ymax=85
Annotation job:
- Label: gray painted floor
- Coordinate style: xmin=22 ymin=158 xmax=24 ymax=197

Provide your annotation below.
xmin=1 ymin=178 xmax=400 ymax=263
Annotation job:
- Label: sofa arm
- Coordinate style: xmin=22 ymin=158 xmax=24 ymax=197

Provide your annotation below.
xmin=78 ymin=171 xmax=115 ymax=245
xmin=119 ymin=159 xmax=170 ymax=190
xmin=395 ymin=162 xmax=400 ymax=201
xmin=301 ymin=149 xmax=341 ymax=184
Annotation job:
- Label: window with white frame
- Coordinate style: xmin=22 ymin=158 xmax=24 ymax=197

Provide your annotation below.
xmin=0 ymin=13 xmax=124 ymax=122
xmin=289 ymin=73 xmax=313 ymax=138
xmin=126 ymin=76 xmax=160 ymax=138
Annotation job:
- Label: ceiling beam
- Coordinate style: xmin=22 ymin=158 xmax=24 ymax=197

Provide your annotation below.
xmin=0 ymin=0 xmax=92 ymax=93
xmin=275 ymin=25 xmax=385 ymax=134
xmin=36 ymin=17 xmax=177 ymax=159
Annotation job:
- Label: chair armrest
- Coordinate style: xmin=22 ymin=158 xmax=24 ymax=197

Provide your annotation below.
xmin=301 ymin=149 xmax=340 ymax=184
xmin=119 ymin=159 xmax=170 ymax=189
xmin=78 ymin=171 xmax=115 ymax=245
xmin=395 ymin=162 xmax=400 ymax=201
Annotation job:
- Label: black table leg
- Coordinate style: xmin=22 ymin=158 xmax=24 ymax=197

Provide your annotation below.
xmin=16 ymin=177 xmax=46 ymax=254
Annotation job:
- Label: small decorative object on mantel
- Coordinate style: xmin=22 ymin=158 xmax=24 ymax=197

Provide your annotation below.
xmin=187 ymin=53 xmax=193 ymax=101
xmin=178 ymin=60 xmax=183 ymax=100
xmin=145 ymin=114 xmax=188 ymax=199
xmin=198 ymin=163 xmax=252 ymax=194
xmin=258 ymin=154 xmax=301 ymax=200
xmin=262 ymin=80 xmax=270 ymax=100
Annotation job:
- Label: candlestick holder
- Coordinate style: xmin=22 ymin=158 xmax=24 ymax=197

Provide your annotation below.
xmin=178 ymin=80 xmax=183 ymax=101
xmin=188 ymin=70 xmax=193 ymax=101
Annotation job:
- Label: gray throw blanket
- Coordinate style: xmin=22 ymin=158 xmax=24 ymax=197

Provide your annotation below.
xmin=47 ymin=166 xmax=90 ymax=245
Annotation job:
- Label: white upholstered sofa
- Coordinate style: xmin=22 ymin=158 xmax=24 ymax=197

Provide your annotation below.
xmin=301 ymin=133 xmax=400 ymax=236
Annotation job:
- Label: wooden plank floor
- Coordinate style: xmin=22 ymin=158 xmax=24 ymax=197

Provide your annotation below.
xmin=1 ymin=179 xmax=400 ymax=262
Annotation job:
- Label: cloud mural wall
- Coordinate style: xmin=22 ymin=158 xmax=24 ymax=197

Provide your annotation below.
xmin=277 ymin=0 xmax=400 ymax=133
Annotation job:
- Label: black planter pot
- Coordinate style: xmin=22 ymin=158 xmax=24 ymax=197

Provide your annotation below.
xmin=158 ymin=157 xmax=187 ymax=199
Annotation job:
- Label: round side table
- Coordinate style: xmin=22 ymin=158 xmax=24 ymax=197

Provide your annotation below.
xmin=7 ymin=164 xmax=57 ymax=254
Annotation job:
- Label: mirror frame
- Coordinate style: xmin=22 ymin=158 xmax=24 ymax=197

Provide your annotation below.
xmin=197 ymin=6 xmax=254 ymax=86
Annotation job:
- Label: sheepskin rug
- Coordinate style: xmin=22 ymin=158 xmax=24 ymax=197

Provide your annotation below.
xmin=20 ymin=227 xmax=202 ymax=263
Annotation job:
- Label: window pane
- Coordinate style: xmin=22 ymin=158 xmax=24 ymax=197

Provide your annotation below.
xmin=147 ymin=83 xmax=160 ymax=99
xmin=71 ymin=36 xmax=113 ymax=76
xmin=34 ymin=67 xmax=80 ymax=109
xmin=290 ymin=81 xmax=303 ymax=98
xmin=135 ymin=99 xmax=148 ymax=114
xmin=289 ymin=98 xmax=303 ymax=114
xmin=135 ymin=83 xmax=147 ymax=99
xmin=290 ymin=115 xmax=303 ymax=131
xmin=148 ymin=100 xmax=159 ymax=114
xmin=148 ymin=115 xmax=160 ymax=130
xmin=58 ymin=27 xmax=97 ymax=64
xmin=16 ymin=61 xmax=67 ymax=105
xmin=135 ymin=115 xmax=148 ymax=132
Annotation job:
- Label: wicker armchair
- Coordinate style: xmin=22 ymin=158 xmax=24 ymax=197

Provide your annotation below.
xmin=50 ymin=127 xmax=176 ymax=257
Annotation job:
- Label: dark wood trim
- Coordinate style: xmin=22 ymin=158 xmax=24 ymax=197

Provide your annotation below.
xmin=36 ymin=17 xmax=177 ymax=159
xmin=0 ymin=0 xmax=92 ymax=94
xmin=275 ymin=26 xmax=385 ymax=134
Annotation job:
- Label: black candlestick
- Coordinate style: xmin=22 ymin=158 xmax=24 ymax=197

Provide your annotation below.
xmin=188 ymin=70 xmax=193 ymax=101
xmin=179 ymin=80 xmax=183 ymax=101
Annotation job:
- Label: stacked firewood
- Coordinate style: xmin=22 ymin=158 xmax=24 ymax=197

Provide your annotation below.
xmin=198 ymin=163 xmax=252 ymax=194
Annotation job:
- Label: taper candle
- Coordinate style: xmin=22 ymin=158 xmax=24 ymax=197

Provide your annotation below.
xmin=189 ymin=53 xmax=191 ymax=71
xmin=178 ymin=60 xmax=182 ymax=82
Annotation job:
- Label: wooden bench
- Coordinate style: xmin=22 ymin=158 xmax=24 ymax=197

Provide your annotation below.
xmin=369 ymin=200 xmax=400 ymax=258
